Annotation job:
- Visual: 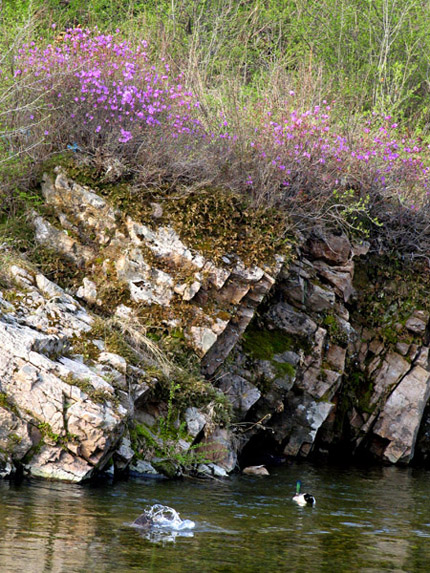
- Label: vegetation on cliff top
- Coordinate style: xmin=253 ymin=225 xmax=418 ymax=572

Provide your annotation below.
xmin=2 ymin=1 xmax=430 ymax=253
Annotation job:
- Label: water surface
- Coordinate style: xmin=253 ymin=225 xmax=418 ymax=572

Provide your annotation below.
xmin=1 ymin=461 xmax=430 ymax=572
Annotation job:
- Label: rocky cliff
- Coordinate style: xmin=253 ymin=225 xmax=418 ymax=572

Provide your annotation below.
xmin=1 ymin=167 xmax=430 ymax=481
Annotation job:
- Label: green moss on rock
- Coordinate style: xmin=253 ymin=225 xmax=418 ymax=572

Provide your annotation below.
xmin=322 ymin=313 xmax=349 ymax=347
xmin=273 ymin=361 xmax=296 ymax=379
xmin=242 ymin=325 xmax=295 ymax=360
xmin=352 ymin=255 xmax=430 ymax=349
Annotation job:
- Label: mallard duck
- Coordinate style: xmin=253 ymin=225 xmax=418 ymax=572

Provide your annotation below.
xmin=292 ymin=480 xmax=315 ymax=506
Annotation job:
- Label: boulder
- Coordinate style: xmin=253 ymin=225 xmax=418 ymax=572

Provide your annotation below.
xmin=405 ymin=310 xmax=429 ymax=335
xmin=196 ymin=463 xmax=229 ymax=478
xmin=218 ymin=374 xmax=261 ymax=417
xmin=305 ymin=231 xmax=351 ymax=265
xmin=265 ymin=303 xmax=317 ymax=338
xmin=185 ymin=407 xmax=207 ymax=438
xmin=242 ymin=465 xmax=269 ymax=476
xmin=129 ymin=460 xmax=160 ymax=475
xmin=371 ymin=365 xmax=430 ymax=464
xmin=197 ymin=428 xmax=237 ymax=472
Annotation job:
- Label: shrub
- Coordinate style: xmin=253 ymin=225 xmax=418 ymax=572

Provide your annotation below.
xmin=4 ymin=28 xmax=200 ymax=162
xmin=238 ymin=102 xmax=430 ymax=225
xmin=3 ymin=27 xmax=430 ymax=251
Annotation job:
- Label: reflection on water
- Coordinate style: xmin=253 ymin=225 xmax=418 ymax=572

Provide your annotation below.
xmin=1 ymin=462 xmax=430 ymax=572
xmin=134 ymin=526 xmax=194 ymax=545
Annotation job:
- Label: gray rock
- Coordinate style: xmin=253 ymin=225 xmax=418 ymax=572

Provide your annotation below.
xmin=185 ymin=407 xmax=207 ymax=437
xmin=312 ymin=260 xmax=355 ymax=301
xmin=76 ymin=278 xmax=98 ymax=305
xmin=395 ymin=342 xmax=410 ymax=356
xmin=405 ymin=311 xmax=429 ymax=335
xmin=273 ymin=350 xmax=301 ymax=366
xmin=150 ymin=202 xmax=163 ymax=219
xmin=280 ymin=275 xmax=306 ymax=308
xmin=280 ymin=396 xmax=334 ymax=457
xmin=174 ymin=280 xmax=201 ymax=301
xmin=130 ymin=460 xmax=159 ymax=475
xmin=115 ymin=304 xmax=133 ymax=319
xmin=116 ymin=249 xmax=174 ymax=306
xmin=208 ymin=463 xmax=229 ymax=477
xmin=190 ymin=327 xmax=218 ymax=356
xmin=202 ymin=261 xmax=230 ymax=289
xmin=300 ymin=367 xmax=342 ymax=400
xmin=372 ymin=365 xmax=430 ymax=464
xmin=58 ymin=357 xmax=115 ymax=393
xmin=98 ymin=352 xmax=127 ymax=374
xmin=10 ymin=265 xmax=34 ymax=287
xmin=113 ymin=435 xmax=134 ymax=471
xmin=232 ymin=260 xmax=265 ymax=282
xmin=35 ymin=274 xmax=64 ymax=298
xmin=306 ymin=283 xmax=336 ymax=312
xmin=265 ymin=303 xmax=317 ymax=338
xmin=305 ymin=232 xmax=351 ymax=265
xmin=126 ymin=219 xmax=206 ymax=270
xmin=33 ymin=215 xmax=94 ymax=266
xmin=0 ymin=460 xmax=13 ymax=478
xmin=218 ymin=374 xmax=261 ymax=416
xmin=196 ymin=462 xmax=228 ymax=478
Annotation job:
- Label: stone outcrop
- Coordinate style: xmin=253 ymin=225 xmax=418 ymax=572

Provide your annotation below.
xmin=0 ymin=168 xmax=286 ymax=481
xmin=3 ymin=168 xmax=430 ymax=482
xmin=214 ymin=232 xmax=356 ymax=463
xmin=214 ymin=229 xmax=430 ymax=469
xmin=339 ymin=324 xmax=430 ymax=464
xmin=36 ymin=169 xmax=284 ymax=373
xmin=0 ymin=266 xmax=128 ymax=481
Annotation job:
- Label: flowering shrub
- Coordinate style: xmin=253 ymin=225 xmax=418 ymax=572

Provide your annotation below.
xmin=3 ymin=27 xmax=430 ymax=246
xmin=237 ymin=101 xmax=430 ymax=232
xmin=6 ymin=27 xmax=200 ymax=159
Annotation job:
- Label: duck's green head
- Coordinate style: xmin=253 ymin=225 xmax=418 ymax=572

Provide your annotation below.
xmin=296 ymin=480 xmax=301 ymax=495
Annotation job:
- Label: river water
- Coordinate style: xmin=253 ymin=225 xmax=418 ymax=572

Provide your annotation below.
xmin=1 ymin=461 xmax=430 ymax=572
